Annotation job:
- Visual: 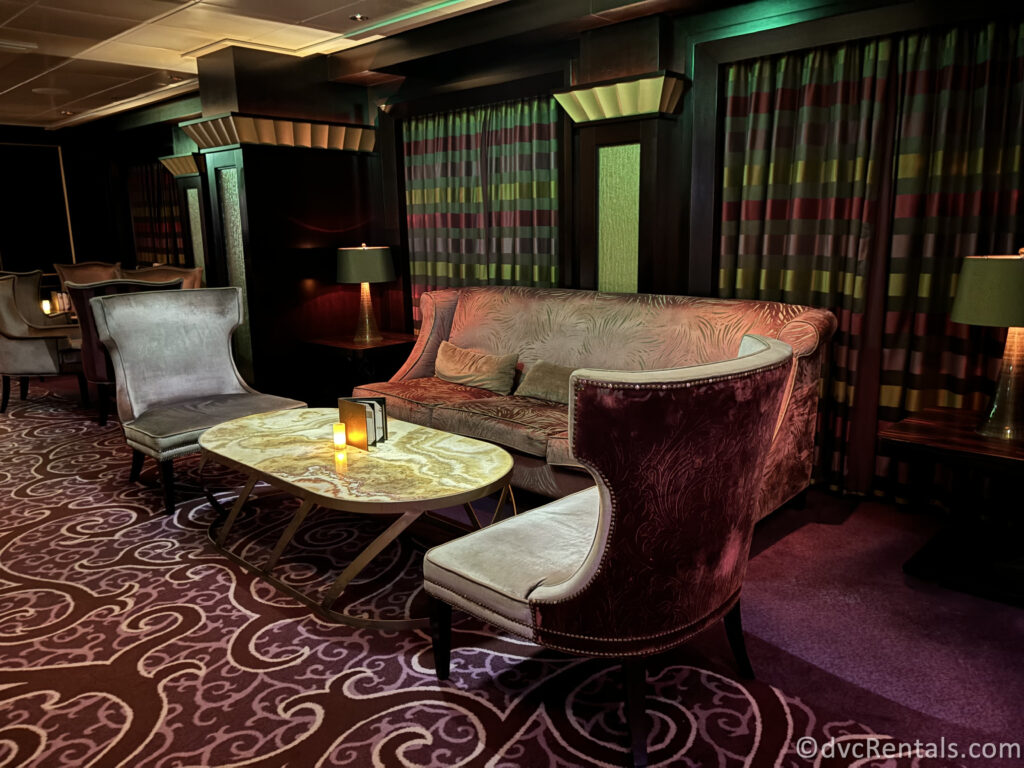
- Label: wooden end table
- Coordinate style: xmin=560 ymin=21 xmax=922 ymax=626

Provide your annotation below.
xmin=199 ymin=408 xmax=514 ymax=628
xmin=879 ymin=408 xmax=1024 ymax=607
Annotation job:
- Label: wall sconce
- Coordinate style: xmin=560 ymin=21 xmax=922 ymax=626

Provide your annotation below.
xmin=336 ymin=245 xmax=395 ymax=345
xmin=553 ymin=71 xmax=688 ymax=123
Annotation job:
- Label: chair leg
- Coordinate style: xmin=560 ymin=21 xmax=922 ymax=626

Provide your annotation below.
xmin=428 ymin=597 xmax=452 ymax=680
xmin=129 ymin=450 xmax=145 ymax=482
xmin=97 ymin=383 xmax=110 ymax=426
xmin=1 ymin=376 xmax=9 ymax=413
xmin=19 ymin=376 xmax=29 ymax=400
xmin=724 ymin=600 xmax=755 ymax=679
xmin=76 ymin=373 xmax=90 ymax=407
xmin=622 ymin=657 xmax=649 ymax=768
xmin=158 ymin=460 xmax=176 ymax=514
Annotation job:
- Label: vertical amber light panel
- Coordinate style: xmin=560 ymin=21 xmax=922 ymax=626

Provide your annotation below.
xmin=597 ymin=143 xmax=641 ymax=293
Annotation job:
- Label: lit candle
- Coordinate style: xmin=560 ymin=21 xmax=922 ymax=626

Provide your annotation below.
xmin=41 ymin=299 xmax=51 ymax=315
xmin=333 ymin=423 xmax=347 ymax=449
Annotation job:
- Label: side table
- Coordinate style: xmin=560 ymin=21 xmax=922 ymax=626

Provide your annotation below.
xmin=303 ymin=331 xmax=416 ymax=405
xmin=879 ymin=407 xmax=1024 ymax=607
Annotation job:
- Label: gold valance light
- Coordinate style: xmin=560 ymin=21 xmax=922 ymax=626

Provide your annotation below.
xmin=553 ymin=71 xmax=687 ymax=123
xmin=179 ymin=113 xmax=376 ymax=152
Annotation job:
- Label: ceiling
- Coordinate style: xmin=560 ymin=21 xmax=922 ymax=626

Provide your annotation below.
xmin=0 ymin=0 xmax=509 ymax=129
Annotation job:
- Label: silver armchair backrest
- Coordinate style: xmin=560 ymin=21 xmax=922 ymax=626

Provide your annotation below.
xmin=0 ymin=275 xmax=36 ymax=338
xmin=0 ymin=270 xmax=51 ymax=326
xmin=90 ymin=287 xmax=253 ymax=423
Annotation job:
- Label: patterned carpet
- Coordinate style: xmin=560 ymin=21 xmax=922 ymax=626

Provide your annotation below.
xmin=0 ymin=385 xmax=970 ymax=767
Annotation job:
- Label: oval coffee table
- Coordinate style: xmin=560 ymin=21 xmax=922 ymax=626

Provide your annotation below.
xmin=199 ymin=407 xmax=514 ymax=628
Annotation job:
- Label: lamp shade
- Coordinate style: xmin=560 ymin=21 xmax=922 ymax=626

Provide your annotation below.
xmin=336 ymin=246 xmax=395 ymax=284
xmin=950 ymin=253 xmax=1024 ymax=327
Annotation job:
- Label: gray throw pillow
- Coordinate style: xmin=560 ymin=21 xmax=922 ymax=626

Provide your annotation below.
xmin=435 ymin=340 xmax=518 ymax=395
xmin=514 ymin=360 xmax=574 ymax=404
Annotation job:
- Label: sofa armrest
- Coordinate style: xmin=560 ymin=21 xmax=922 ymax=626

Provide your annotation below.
xmin=391 ymin=289 xmax=461 ymax=381
xmin=777 ymin=309 xmax=837 ymax=358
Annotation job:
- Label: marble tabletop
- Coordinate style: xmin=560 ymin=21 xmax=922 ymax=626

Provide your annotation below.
xmin=199 ymin=408 xmax=514 ymax=513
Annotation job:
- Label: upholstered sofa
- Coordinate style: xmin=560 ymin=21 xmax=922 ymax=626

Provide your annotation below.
xmin=353 ymin=286 xmax=836 ymax=516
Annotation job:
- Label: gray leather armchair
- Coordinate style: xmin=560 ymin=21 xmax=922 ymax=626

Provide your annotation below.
xmin=90 ymin=286 xmax=305 ymax=514
xmin=0 ymin=275 xmax=86 ymax=412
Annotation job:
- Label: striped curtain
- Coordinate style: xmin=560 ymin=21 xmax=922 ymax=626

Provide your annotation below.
xmin=719 ymin=39 xmax=896 ymax=491
xmin=881 ymin=23 xmax=1024 ymax=428
xmin=403 ymin=96 xmax=559 ymax=319
xmin=127 ymin=162 xmax=186 ymax=265
xmin=720 ymin=22 xmax=1024 ymax=494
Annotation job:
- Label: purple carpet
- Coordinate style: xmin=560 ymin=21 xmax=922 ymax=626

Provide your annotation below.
xmin=0 ymin=381 xmax=1021 ymax=767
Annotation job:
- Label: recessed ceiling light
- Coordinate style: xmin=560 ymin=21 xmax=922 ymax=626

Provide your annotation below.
xmin=32 ymin=87 xmax=70 ymax=96
xmin=59 ymin=110 xmax=75 ymax=116
xmin=350 ymin=13 xmax=368 ymax=21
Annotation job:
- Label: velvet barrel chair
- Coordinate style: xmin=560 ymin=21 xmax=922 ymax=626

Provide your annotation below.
xmin=424 ymin=335 xmax=793 ymax=768
xmin=66 ymin=278 xmax=184 ymax=425
xmin=90 ymin=287 xmax=305 ymax=514
xmin=0 ymin=275 xmax=86 ymax=411
xmin=54 ymin=261 xmax=121 ymax=291
xmin=119 ymin=265 xmax=204 ymax=289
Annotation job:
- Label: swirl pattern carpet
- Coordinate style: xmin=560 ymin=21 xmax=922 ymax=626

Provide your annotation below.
xmin=0 ymin=385 xmax=969 ymax=767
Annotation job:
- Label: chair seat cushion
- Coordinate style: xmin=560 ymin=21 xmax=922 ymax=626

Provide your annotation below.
xmin=352 ymin=377 xmax=496 ymax=426
xmin=432 ymin=396 xmax=569 ymax=458
xmin=423 ymin=487 xmax=599 ymax=637
xmin=124 ymin=393 xmax=304 ymax=457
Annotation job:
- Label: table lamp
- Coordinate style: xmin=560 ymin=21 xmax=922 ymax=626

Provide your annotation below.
xmin=336 ymin=245 xmax=395 ymax=344
xmin=950 ymin=249 xmax=1024 ymax=440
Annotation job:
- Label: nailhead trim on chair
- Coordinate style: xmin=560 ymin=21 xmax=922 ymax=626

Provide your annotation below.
xmin=531 ymin=359 xmax=790 ymax=611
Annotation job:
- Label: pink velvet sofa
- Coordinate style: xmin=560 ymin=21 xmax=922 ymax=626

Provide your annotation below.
xmin=353 ymin=286 xmax=836 ymax=516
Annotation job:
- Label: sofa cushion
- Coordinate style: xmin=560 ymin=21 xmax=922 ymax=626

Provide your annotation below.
xmin=514 ymin=360 xmax=574 ymax=404
xmin=435 ymin=340 xmax=518 ymax=395
xmin=352 ymin=377 xmax=497 ymax=426
xmin=546 ymin=432 xmax=580 ymax=468
xmin=432 ymin=396 xmax=568 ymax=458
xmin=124 ymin=392 xmax=304 ymax=456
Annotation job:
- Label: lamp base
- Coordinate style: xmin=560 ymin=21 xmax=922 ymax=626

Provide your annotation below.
xmin=352 ymin=281 xmax=382 ymax=345
xmin=977 ymin=326 xmax=1023 ymax=441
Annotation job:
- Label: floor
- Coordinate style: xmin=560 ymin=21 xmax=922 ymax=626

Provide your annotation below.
xmin=0 ymin=378 xmax=1021 ymax=767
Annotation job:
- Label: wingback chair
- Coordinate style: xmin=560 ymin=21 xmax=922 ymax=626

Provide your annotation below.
xmin=119 ymin=265 xmax=204 ymax=289
xmin=0 ymin=275 xmax=86 ymax=412
xmin=90 ymin=287 xmax=305 ymax=514
xmin=0 ymin=270 xmax=75 ymax=327
xmin=66 ymin=278 xmax=183 ymax=425
xmin=423 ymin=335 xmax=793 ymax=768
xmin=54 ymin=261 xmax=121 ymax=291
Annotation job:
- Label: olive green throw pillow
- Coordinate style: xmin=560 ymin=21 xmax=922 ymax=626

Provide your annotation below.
xmin=514 ymin=360 xmax=575 ymax=404
xmin=435 ymin=340 xmax=518 ymax=395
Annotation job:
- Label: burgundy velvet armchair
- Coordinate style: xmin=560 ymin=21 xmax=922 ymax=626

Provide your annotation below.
xmin=424 ymin=334 xmax=793 ymax=768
